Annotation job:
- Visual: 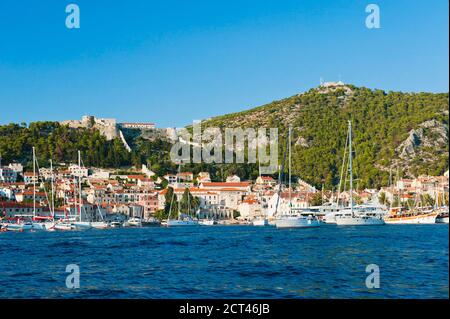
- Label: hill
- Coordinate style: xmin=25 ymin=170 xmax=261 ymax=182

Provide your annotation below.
xmin=199 ymin=84 xmax=449 ymax=189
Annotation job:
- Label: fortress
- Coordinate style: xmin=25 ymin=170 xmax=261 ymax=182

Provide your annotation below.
xmin=61 ymin=115 xmax=156 ymax=141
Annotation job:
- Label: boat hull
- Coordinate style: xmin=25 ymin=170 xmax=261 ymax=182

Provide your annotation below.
xmin=336 ymin=216 xmax=385 ymax=226
xmin=91 ymin=222 xmax=109 ymax=229
xmin=384 ymin=213 xmax=438 ymax=224
xmin=54 ymin=223 xmax=74 ymax=231
xmin=275 ymin=217 xmax=320 ymax=228
xmin=199 ymin=220 xmax=215 ymax=226
xmin=4 ymin=223 xmax=33 ymax=231
xmin=436 ymin=216 xmax=449 ymax=224
xmin=72 ymin=222 xmax=93 ymax=230
xmin=252 ymin=218 xmax=269 ymax=226
xmin=166 ymin=220 xmax=199 ymax=226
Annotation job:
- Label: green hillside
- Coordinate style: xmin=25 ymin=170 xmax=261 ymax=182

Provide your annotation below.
xmin=200 ymin=85 xmax=449 ymax=189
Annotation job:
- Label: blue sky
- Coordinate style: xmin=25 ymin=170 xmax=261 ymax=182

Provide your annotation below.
xmin=0 ymin=0 xmax=448 ymax=127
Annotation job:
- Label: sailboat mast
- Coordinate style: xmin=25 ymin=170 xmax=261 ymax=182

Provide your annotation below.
xmin=50 ymin=159 xmax=54 ymax=218
xmin=32 ymin=147 xmax=36 ymax=218
xmin=348 ymin=121 xmax=354 ymax=215
xmin=288 ymin=126 xmax=292 ymax=208
xmin=78 ymin=150 xmax=82 ymax=221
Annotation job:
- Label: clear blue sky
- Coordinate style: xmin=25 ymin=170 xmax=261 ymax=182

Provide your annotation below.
xmin=0 ymin=0 xmax=448 ymax=127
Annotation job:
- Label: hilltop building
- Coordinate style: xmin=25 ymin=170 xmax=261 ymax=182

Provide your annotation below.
xmin=61 ymin=115 xmax=157 ymax=141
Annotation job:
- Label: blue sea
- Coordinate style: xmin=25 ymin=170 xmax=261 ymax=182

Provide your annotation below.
xmin=0 ymin=224 xmax=448 ymax=298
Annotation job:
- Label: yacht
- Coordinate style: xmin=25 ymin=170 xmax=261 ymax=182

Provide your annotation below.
xmin=164 ymin=164 xmax=199 ymax=227
xmin=334 ymin=121 xmax=385 ymax=226
xmin=72 ymin=221 xmax=93 ymax=230
xmin=199 ymin=219 xmax=216 ymax=226
xmin=335 ymin=208 xmax=385 ymax=225
xmin=142 ymin=218 xmax=161 ymax=227
xmin=166 ymin=214 xmax=199 ymax=226
xmin=273 ymin=127 xmax=321 ymax=229
xmin=436 ymin=206 xmax=449 ymax=224
xmin=124 ymin=217 xmax=143 ymax=227
xmin=320 ymin=203 xmax=345 ymax=224
xmin=3 ymin=219 xmax=33 ymax=232
xmin=275 ymin=213 xmax=320 ymax=228
xmin=251 ymin=217 xmax=269 ymax=226
xmin=71 ymin=151 xmax=93 ymax=230
xmin=90 ymin=204 xmax=109 ymax=229
xmin=110 ymin=221 xmax=123 ymax=228
xmin=54 ymin=220 xmax=76 ymax=231
xmin=91 ymin=221 xmax=109 ymax=229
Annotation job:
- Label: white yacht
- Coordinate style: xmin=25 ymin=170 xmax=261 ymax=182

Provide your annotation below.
xmin=164 ymin=164 xmax=199 ymax=227
xmin=166 ymin=217 xmax=199 ymax=226
xmin=90 ymin=204 xmax=109 ymax=229
xmin=275 ymin=213 xmax=320 ymax=228
xmin=320 ymin=203 xmax=345 ymax=224
xmin=3 ymin=219 xmax=33 ymax=232
xmin=199 ymin=219 xmax=216 ymax=226
xmin=273 ymin=127 xmax=321 ymax=229
xmin=334 ymin=121 xmax=385 ymax=226
xmin=110 ymin=221 xmax=122 ymax=228
xmin=335 ymin=208 xmax=385 ymax=225
xmin=54 ymin=220 xmax=75 ymax=231
xmin=71 ymin=151 xmax=93 ymax=231
xmin=124 ymin=217 xmax=142 ymax=227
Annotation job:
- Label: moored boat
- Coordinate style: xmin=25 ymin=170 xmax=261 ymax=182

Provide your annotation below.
xmin=275 ymin=214 xmax=320 ymax=228
xmin=334 ymin=122 xmax=385 ymax=227
xmin=384 ymin=208 xmax=438 ymax=224
xmin=199 ymin=219 xmax=216 ymax=226
xmin=124 ymin=217 xmax=142 ymax=227
xmin=436 ymin=207 xmax=449 ymax=224
xmin=251 ymin=217 xmax=269 ymax=226
xmin=166 ymin=215 xmax=199 ymax=226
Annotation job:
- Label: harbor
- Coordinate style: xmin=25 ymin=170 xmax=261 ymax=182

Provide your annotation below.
xmin=0 ymin=224 xmax=447 ymax=298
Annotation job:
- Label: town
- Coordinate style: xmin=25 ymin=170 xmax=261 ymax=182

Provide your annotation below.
xmin=1 ymin=151 xmax=448 ymax=230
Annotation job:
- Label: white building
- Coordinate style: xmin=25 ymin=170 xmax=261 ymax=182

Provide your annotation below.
xmin=69 ymin=164 xmax=89 ymax=178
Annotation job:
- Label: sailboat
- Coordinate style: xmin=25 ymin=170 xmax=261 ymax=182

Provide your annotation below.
xmin=165 ymin=165 xmax=199 ymax=227
xmin=384 ymin=192 xmax=438 ymax=224
xmin=71 ymin=151 xmax=93 ymax=230
xmin=335 ymin=121 xmax=385 ymax=226
xmin=89 ymin=195 xmax=109 ymax=229
xmin=54 ymin=192 xmax=76 ymax=231
xmin=91 ymin=205 xmax=110 ymax=229
xmin=274 ymin=127 xmax=320 ymax=228
xmin=28 ymin=147 xmax=49 ymax=231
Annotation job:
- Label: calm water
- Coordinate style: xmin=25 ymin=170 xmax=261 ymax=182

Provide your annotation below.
xmin=0 ymin=224 xmax=448 ymax=299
